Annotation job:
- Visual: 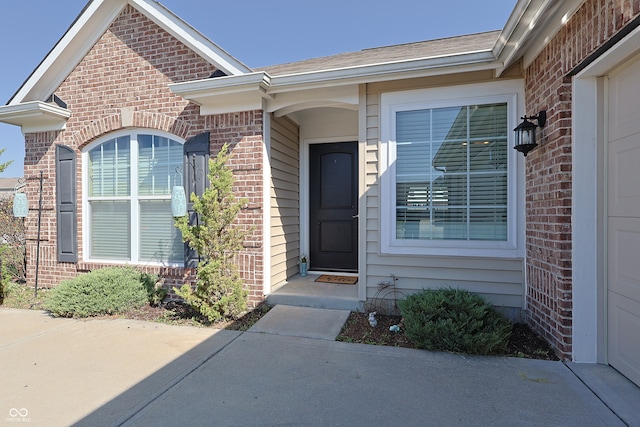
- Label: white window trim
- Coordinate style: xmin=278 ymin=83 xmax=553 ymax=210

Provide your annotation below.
xmin=380 ymin=80 xmax=525 ymax=258
xmin=82 ymin=128 xmax=185 ymax=266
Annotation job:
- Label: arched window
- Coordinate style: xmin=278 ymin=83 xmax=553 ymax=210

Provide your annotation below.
xmin=84 ymin=130 xmax=183 ymax=265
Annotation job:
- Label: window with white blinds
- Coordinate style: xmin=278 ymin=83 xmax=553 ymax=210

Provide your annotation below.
xmin=86 ymin=131 xmax=183 ymax=265
xmin=380 ymin=83 xmax=522 ymax=257
xmin=395 ymin=103 xmax=508 ymax=241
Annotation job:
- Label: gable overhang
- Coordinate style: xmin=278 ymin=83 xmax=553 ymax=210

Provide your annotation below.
xmin=170 ymin=49 xmax=503 ymax=116
xmin=495 ymin=0 xmax=587 ymax=76
xmin=7 ymin=0 xmax=251 ymax=107
xmin=0 ymin=102 xmax=71 ymax=134
xmin=169 ymin=72 xmax=272 ymax=116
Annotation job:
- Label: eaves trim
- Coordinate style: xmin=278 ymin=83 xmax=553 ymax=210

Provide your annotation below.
xmin=0 ymin=101 xmax=71 ymax=133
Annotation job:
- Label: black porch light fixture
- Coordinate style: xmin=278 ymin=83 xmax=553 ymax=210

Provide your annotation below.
xmin=513 ymin=110 xmax=547 ymax=156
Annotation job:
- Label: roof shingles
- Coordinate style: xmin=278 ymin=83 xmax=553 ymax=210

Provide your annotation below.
xmin=256 ymin=30 xmax=501 ymax=76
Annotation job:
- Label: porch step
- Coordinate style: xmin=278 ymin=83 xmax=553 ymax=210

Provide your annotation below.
xmin=267 ymin=274 xmax=363 ymax=312
xmin=266 ymin=292 xmax=363 ymax=312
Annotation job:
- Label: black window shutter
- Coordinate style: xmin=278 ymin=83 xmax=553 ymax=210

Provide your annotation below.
xmin=183 ymin=132 xmax=210 ymax=267
xmin=56 ymin=145 xmax=78 ymax=263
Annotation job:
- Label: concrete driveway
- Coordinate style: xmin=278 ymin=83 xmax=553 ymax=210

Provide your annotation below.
xmin=1 ymin=306 xmax=637 ymax=426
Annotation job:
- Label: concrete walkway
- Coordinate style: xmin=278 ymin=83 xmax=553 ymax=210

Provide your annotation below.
xmin=1 ymin=306 xmax=638 ymax=426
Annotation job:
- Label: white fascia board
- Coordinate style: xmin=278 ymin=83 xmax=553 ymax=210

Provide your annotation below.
xmin=493 ymin=0 xmax=552 ymax=71
xmin=170 ymin=72 xmax=272 ymax=115
xmin=129 ymin=0 xmax=251 ymax=75
xmin=170 ymin=52 xmax=501 ymax=115
xmin=9 ymin=0 xmax=127 ymax=105
xmin=0 ymin=101 xmax=71 ymax=133
xmin=521 ymin=0 xmax=588 ymax=69
xmin=169 ymin=72 xmax=271 ymax=99
xmin=268 ymin=50 xmax=500 ymax=93
xmin=495 ymin=0 xmax=586 ymax=75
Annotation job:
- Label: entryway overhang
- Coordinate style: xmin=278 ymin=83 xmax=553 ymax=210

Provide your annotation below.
xmin=169 ymin=51 xmax=504 ymax=116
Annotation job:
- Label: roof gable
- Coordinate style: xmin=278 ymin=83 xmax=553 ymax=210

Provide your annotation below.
xmin=8 ymin=0 xmax=250 ymax=106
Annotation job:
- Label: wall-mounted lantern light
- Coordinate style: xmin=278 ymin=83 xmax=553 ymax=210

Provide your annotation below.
xmin=514 ymin=110 xmax=547 ymax=156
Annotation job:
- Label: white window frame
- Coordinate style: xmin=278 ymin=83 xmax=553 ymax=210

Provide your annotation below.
xmin=82 ymin=128 xmax=184 ymax=266
xmin=380 ymin=81 xmax=524 ymax=258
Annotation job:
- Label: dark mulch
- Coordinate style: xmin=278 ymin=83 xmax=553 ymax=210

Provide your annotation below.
xmin=335 ymin=312 xmax=559 ymax=360
xmin=106 ymin=301 xmax=271 ymax=332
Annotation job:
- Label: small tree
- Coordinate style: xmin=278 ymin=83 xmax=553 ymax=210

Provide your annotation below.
xmin=173 ymin=143 xmax=248 ymax=322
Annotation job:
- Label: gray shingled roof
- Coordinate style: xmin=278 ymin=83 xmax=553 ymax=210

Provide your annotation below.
xmin=256 ymin=31 xmax=501 ymax=76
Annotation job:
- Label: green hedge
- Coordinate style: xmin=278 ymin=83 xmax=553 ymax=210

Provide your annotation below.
xmin=45 ymin=267 xmax=149 ymax=318
xmin=399 ymin=288 xmax=512 ymax=355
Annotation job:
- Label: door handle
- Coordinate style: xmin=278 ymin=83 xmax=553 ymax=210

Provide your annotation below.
xmin=352 ymin=214 xmax=359 ymax=219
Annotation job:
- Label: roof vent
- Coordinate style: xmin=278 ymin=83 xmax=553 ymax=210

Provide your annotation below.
xmin=46 ymin=94 xmax=67 ymax=109
xmin=209 ymin=70 xmax=228 ymax=78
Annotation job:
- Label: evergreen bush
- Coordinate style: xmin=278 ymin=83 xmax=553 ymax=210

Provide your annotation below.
xmin=399 ymin=288 xmax=512 ymax=355
xmin=174 ymin=143 xmax=248 ymax=322
xmin=45 ymin=267 xmax=148 ymax=317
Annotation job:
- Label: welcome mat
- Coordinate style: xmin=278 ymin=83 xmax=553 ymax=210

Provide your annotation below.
xmin=314 ymin=275 xmax=358 ymax=285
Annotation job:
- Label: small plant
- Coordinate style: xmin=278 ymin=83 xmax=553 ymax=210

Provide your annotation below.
xmin=0 ymin=195 xmax=26 ymax=283
xmin=300 ymin=254 xmax=308 ymax=263
xmin=174 ymin=144 xmax=248 ymax=322
xmin=399 ymin=287 xmax=512 ymax=355
xmin=45 ymin=267 xmax=149 ymax=318
xmin=141 ymin=272 xmax=167 ymax=306
xmin=1 ymin=281 xmax=51 ymax=309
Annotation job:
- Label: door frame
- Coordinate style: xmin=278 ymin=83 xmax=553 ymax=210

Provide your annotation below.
xmin=300 ymin=137 xmax=361 ymax=274
xmin=573 ymin=24 xmax=640 ymax=364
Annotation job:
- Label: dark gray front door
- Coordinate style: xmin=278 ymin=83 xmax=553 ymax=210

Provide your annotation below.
xmin=309 ymin=142 xmax=358 ymax=272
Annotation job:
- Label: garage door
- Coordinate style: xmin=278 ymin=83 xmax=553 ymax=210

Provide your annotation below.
xmin=607 ymin=52 xmax=640 ymax=387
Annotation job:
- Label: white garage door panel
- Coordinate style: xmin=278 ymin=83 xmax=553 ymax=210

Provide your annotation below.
xmin=608 ymin=292 xmax=640 ymax=386
xmin=607 ymin=52 xmax=640 ymax=388
xmin=608 ymin=134 xmax=640 ymax=216
xmin=608 ymin=217 xmax=640 ymax=302
xmin=608 ymin=55 xmax=640 ymax=142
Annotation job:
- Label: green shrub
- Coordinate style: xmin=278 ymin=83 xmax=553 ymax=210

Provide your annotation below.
xmin=399 ymin=288 xmax=512 ymax=355
xmin=45 ymin=267 xmax=149 ymax=317
xmin=174 ymin=144 xmax=248 ymax=322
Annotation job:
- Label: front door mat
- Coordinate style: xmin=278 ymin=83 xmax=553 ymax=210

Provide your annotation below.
xmin=314 ymin=275 xmax=358 ymax=285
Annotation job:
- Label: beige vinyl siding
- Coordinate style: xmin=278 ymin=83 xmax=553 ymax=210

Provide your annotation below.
xmin=270 ymin=115 xmax=300 ymax=287
xmin=364 ymin=74 xmax=525 ymax=316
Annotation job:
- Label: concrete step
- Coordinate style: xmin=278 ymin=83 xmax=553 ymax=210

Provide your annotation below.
xmin=267 ymin=273 xmax=363 ymax=311
xmin=266 ymin=292 xmax=363 ymax=312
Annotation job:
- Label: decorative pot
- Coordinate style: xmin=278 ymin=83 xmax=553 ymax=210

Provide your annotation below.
xmin=300 ymin=262 xmax=308 ymax=277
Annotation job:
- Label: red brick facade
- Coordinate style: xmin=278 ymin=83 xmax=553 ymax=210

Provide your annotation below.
xmin=524 ymin=0 xmax=640 ymax=358
xmin=22 ymin=5 xmax=264 ymax=304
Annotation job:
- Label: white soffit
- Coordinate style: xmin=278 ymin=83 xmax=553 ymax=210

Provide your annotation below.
xmin=0 ymin=102 xmax=71 ymax=133
xmin=495 ymin=0 xmax=587 ymax=74
xmin=521 ymin=0 xmax=587 ymax=68
xmin=169 ymin=72 xmax=272 ymax=115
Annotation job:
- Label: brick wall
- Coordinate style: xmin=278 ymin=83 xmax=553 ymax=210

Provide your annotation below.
xmin=23 ymin=5 xmax=265 ymax=305
xmin=524 ymin=0 xmax=640 ymax=358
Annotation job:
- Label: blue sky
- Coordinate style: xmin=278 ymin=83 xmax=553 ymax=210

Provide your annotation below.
xmin=0 ymin=0 xmax=516 ymax=177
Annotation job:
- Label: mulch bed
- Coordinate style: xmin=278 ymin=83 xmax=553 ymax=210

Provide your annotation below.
xmin=336 ymin=312 xmax=559 ymax=360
